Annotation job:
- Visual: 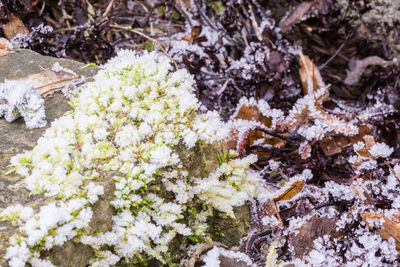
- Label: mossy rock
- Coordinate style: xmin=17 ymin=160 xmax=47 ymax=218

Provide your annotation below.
xmin=0 ymin=50 xmax=252 ymax=266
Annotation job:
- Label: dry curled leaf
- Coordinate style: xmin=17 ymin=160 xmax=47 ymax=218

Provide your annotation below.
xmin=287 ymin=214 xmax=337 ymax=258
xmin=280 ymin=2 xmax=313 ymax=29
xmin=234 ymin=104 xmax=272 ymax=128
xmin=1 ymin=13 xmax=29 ymax=40
xmin=224 ymin=102 xmax=286 ymax=155
xmin=299 ymin=51 xmax=326 ymax=96
xmin=273 ymin=180 xmax=305 ymax=202
xmin=320 ymin=135 xmax=349 ymax=157
xmin=18 ymin=67 xmax=81 ymax=96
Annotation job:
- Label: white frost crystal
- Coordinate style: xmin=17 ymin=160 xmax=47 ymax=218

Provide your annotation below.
xmin=0 ymin=79 xmax=46 ymax=128
xmin=4 ymin=50 xmax=260 ymax=266
xmin=368 ymin=142 xmax=393 ymax=158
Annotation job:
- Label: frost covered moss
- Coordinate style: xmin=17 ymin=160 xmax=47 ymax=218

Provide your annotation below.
xmin=2 ymin=50 xmax=260 ymax=266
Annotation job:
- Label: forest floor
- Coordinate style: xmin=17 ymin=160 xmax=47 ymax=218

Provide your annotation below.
xmin=1 ymin=0 xmax=400 ymax=266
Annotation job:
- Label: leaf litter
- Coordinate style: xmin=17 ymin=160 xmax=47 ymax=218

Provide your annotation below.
xmin=1 ymin=0 xmax=400 ymax=266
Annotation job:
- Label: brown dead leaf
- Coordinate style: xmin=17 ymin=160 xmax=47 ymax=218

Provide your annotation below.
xmin=351 ymin=182 xmax=374 ymax=205
xmin=253 ymin=198 xmax=276 ymax=230
xmin=191 ymin=26 xmax=202 ymax=40
xmin=299 ymin=51 xmax=326 ymax=96
xmin=362 ymin=212 xmax=400 ymax=250
xmin=273 ymin=180 xmax=305 ymax=202
xmin=363 ymin=135 xmax=375 ymax=151
xmin=18 ymin=68 xmax=81 ymax=96
xmin=320 ymin=125 xmax=372 ymax=157
xmin=2 ymin=14 xmax=29 ymax=40
xmin=280 ymin=2 xmax=313 ymax=29
xmin=348 ymin=125 xmax=371 ymax=144
xmin=234 ymin=104 xmax=272 ymax=128
xmin=299 ymin=142 xmax=312 ymax=159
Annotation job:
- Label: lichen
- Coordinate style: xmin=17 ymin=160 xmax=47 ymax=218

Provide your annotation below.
xmin=335 ymin=0 xmax=400 ymax=58
xmin=1 ymin=50 xmax=260 ymax=266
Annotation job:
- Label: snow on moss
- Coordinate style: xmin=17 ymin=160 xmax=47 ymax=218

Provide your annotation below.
xmin=2 ymin=50 xmax=260 ymax=266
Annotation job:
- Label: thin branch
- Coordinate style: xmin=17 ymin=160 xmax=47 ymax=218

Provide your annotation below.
xmin=319 ymin=41 xmax=346 ymax=70
xmin=102 ymin=0 xmax=115 ymax=18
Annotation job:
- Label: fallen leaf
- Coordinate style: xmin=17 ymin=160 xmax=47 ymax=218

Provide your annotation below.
xmin=273 ymin=180 xmax=305 ymax=202
xmin=351 ymin=181 xmax=374 ymax=205
xmin=234 ymin=104 xmax=272 ymax=128
xmin=362 ymin=212 xmax=400 ymax=250
xmin=2 ymin=13 xmax=29 ymax=40
xmin=191 ymin=26 xmax=202 ymax=40
xmin=225 ymin=101 xmax=287 ymax=156
xmin=18 ymin=67 xmax=82 ymax=96
xmin=299 ymin=142 xmax=312 ymax=159
xmin=320 ymin=125 xmax=372 ymax=157
xmin=280 ymin=2 xmax=313 ymax=29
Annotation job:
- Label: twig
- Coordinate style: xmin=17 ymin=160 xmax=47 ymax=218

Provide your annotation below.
xmin=319 ymin=41 xmax=346 ymax=70
xmin=110 ymin=24 xmax=178 ymax=70
xmin=184 ymin=242 xmax=228 ymax=267
xmin=237 ymin=125 xmax=302 ymax=157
